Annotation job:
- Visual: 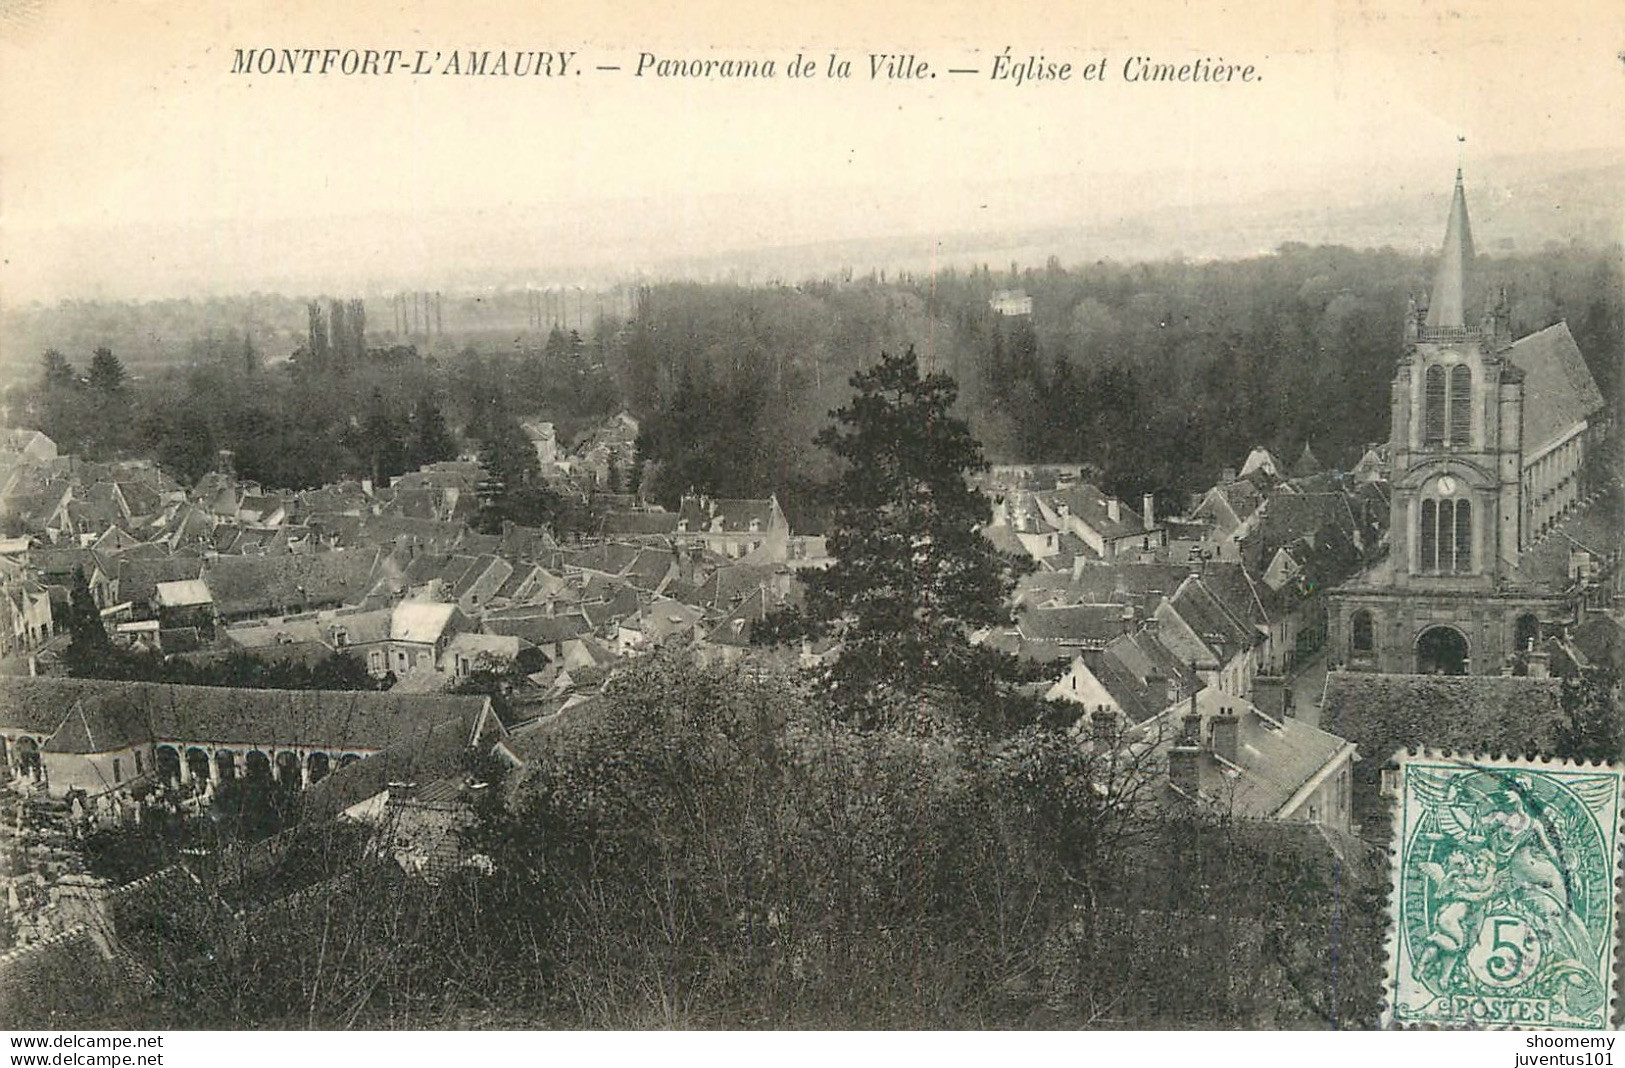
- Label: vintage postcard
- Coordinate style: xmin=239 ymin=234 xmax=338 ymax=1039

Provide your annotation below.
xmin=0 ymin=0 xmax=1619 ymax=1044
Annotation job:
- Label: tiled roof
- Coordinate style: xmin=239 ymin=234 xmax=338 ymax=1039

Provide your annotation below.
xmin=1508 ymin=322 xmax=1605 ymax=453
xmin=116 ymin=554 xmax=205 ymax=608
xmin=622 ymin=548 xmax=677 ymax=591
xmin=1166 ymin=576 xmax=1256 ymax=662
xmin=1086 ymin=630 xmax=1197 ymax=724
xmin=154 ymin=579 xmax=213 ymax=608
xmin=391 ymin=601 xmax=459 ymax=644
xmin=1041 ymin=484 xmax=1147 ymax=539
xmin=5 ymin=676 xmax=491 ymax=756
xmin=482 ymin=611 xmax=590 ymax=646
xmin=1320 ymin=672 xmax=1565 ymax=769
xmin=677 ymin=496 xmax=779 ymax=534
xmin=1018 ymin=602 xmax=1132 ymax=645
xmin=600 ymin=511 xmax=680 ymax=537
xmin=297 ymin=714 xmax=487 ymax=823
xmin=1153 ymin=689 xmax=1352 ymax=819
xmin=203 ymin=549 xmax=379 ymax=617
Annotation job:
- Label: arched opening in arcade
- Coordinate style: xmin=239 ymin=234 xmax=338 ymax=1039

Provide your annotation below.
xmin=14 ymin=736 xmax=41 ymax=779
xmin=244 ymin=751 xmax=272 ymax=781
xmin=185 ymin=748 xmax=211 ymax=786
xmin=275 ymin=752 xmax=301 ymax=792
xmin=1416 ymin=625 xmax=1470 ymax=676
xmin=155 ymin=745 xmax=182 ymax=785
xmin=215 ymin=749 xmax=239 ymax=782
xmin=307 ymin=752 xmax=331 ymax=784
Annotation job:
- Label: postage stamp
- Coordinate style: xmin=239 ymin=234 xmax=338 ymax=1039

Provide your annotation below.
xmin=1384 ymin=753 xmax=1623 ymax=1030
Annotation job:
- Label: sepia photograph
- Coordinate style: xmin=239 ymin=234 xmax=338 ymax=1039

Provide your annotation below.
xmin=0 ymin=0 xmax=1620 ymax=1046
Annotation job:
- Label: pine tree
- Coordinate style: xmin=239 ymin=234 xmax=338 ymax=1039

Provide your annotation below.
xmin=409 ymin=396 xmax=458 ymax=468
xmin=40 ymin=349 xmax=76 ymax=390
xmin=87 ymin=347 xmax=125 ymax=393
xmin=63 ymin=566 xmax=115 ymax=675
xmin=801 ymin=347 xmax=1034 ymax=727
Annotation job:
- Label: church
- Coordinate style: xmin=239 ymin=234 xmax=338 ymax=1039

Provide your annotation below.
xmin=1327 ymin=170 xmax=1608 ymax=676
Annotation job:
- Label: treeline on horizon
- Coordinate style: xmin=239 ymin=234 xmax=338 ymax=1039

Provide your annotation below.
xmin=7 ymin=242 xmax=1618 ymax=527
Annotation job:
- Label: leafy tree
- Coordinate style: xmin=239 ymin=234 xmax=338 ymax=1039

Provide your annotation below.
xmin=1555 ymin=666 xmax=1624 ymax=765
xmin=796 ymin=347 xmax=1034 ymax=728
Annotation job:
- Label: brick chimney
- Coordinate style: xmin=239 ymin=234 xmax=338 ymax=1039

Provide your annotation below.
xmin=1169 ymin=746 xmax=1202 ymax=796
xmin=1180 ymin=712 xmax=1202 ymax=746
xmin=1143 ymin=493 xmax=1156 ymax=530
xmin=1106 ymin=498 xmax=1121 ymax=524
xmin=1210 ymin=711 xmax=1240 ymax=765
xmin=1090 ymin=708 xmax=1116 ymax=745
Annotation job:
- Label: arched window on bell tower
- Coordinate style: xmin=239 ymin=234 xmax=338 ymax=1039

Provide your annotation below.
xmin=1448 ymin=365 xmax=1471 ymax=446
xmin=1418 ymin=480 xmax=1473 ymax=573
xmin=1424 ymin=366 xmax=1446 ymax=447
xmin=1422 ymin=363 xmax=1473 ymax=450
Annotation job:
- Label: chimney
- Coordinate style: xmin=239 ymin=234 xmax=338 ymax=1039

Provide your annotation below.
xmin=1090 ymin=708 xmax=1116 ymax=745
xmin=1106 ymin=498 xmax=1121 ymax=524
xmin=1169 ymin=746 xmax=1202 ymax=796
xmin=1210 ymin=711 xmax=1240 ymax=765
xmin=1526 ymin=647 xmax=1550 ymax=679
xmin=1180 ymin=713 xmax=1202 ymax=746
xmin=1143 ymin=493 xmax=1156 ymax=530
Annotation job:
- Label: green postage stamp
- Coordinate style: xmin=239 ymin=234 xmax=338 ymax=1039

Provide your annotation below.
xmin=1385 ymin=754 xmax=1623 ymax=1030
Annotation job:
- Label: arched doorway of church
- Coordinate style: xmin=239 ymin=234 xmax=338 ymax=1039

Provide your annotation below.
xmin=1511 ymin=613 xmax=1541 ymax=675
xmin=1416 ymin=625 xmax=1470 ymax=676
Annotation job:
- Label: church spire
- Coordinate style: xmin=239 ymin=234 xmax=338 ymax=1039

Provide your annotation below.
xmin=1425 ymin=168 xmax=1475 ymax=330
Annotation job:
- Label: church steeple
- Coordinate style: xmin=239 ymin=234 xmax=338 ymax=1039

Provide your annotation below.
xmin=1425 ymin=169 xmax=1475 ymax=330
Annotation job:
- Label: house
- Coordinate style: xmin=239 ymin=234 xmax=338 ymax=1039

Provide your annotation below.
xmin=616 ymin=597 xmax=705 ymax=655
xmin=152 ymin=579 xmax=216 ymax=639
xmin=0 ymin=429 xmax=58 ymax=464
xmin=115 ymin=555 xmax=205 ymax=621
xmin=31 ymin=548 xmax=117 ymax=611
xmin=0 ymin=676 xmax=502 ymax=804
xmin=989 ymin=289 xmax=1033 ymax=317
xmin=674 ymin=494 xmax=791 ymax=561
xmin=373 ymin=600 xmax=466 ymax=679
xmin=572 ymin=410 xmax=640 ymax=489
xmin=1048 ymin=628 xmax=1198 ymax=725
xmin=1239 ymin=446 xmax=1284 ymax=480
xmin=1149 ymin=687 xmax=1357 ymax=832
xmin=519 ymin=418 xmax=558 ymax=468
xmin=1034 ymin=485 xmax=1164 ymax=560
xmin=201 ymin=549 xmax=380 ymax=623
xmin=1153 ymin=574 xmax=1261 ymax=697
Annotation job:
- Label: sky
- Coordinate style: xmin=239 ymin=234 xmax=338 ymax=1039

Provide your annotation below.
xmin=1 ymin=0 xmax=1621 ymax=302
